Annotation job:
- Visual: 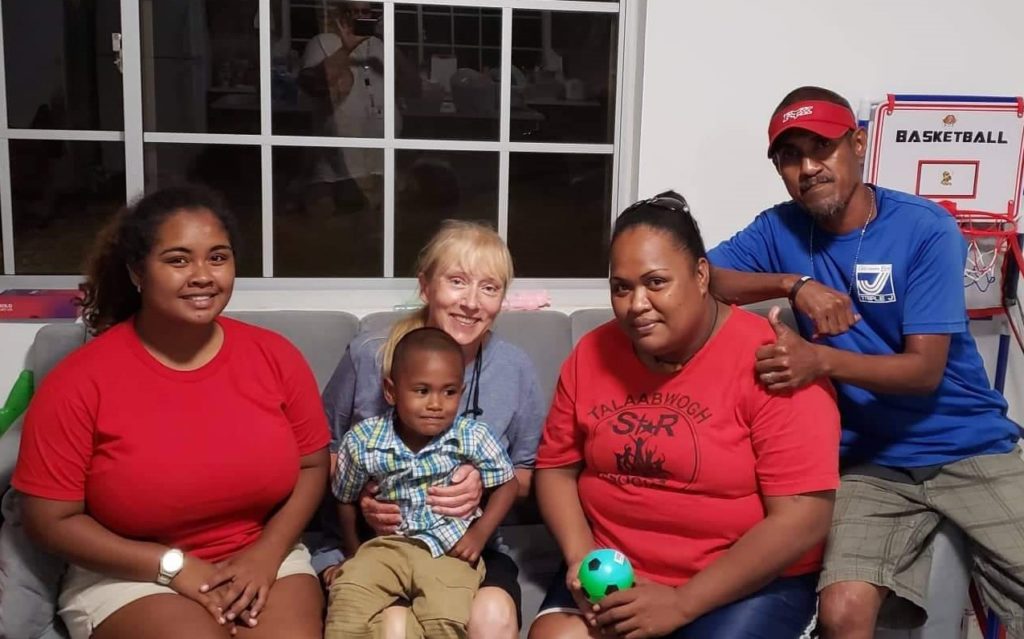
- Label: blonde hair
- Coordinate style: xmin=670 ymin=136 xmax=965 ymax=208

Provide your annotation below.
xmin=381 ymin=220 xmax=514 ymax=377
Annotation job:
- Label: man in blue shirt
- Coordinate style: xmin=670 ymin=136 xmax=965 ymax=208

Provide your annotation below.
xmin=708 ymin=86 xmax=1024 ymax=638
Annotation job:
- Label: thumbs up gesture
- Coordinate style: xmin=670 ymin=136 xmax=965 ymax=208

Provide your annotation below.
xmin=755 ymin=306 xmax=825 ymax=393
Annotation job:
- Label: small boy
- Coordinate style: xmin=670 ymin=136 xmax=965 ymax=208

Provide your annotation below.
xmin=324 ymin=327 xmax=518 ymax=639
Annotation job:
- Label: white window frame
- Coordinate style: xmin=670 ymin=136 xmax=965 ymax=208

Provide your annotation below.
xmin=0 ymin=0 xmax=646 ymax=291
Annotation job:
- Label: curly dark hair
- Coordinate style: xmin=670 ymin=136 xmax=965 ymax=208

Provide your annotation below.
xmin=79 ymin=185 xmax=240 ymax=335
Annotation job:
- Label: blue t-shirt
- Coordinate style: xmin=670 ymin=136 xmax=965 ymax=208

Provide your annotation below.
xmin=708 ymin=185 xmax=1019 ymax=467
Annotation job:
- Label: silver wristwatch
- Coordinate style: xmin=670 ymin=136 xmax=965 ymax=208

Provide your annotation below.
xmin=156 ymin=548 xmax=184 ymax=586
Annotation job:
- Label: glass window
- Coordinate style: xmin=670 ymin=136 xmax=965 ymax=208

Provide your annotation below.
xmin=272 ymin=145 xmax=384 ymax=276
xmin=508 ymin=152 xmax=612 ymax=277
xmin=141 ymin=0 xmax=260 ymax=134
xmin=394 ymin=149 xmax=498 ymax=276
xmin=273 ymin=1 xmax=387 ymax=138
xmin=396 ymin=5 xmax=501 ymax=141
xmin=3 ymin=0 xmax=123 ymax=130
xmin=144 ymin=143 xmax=262 ymax=276
xmin=11 ymin=141 xmax=125 ymax=274
xmin=511 ymin=11 xmax=617 ymax=143
xmin=0 ymin=1 xmax=626 ymax=280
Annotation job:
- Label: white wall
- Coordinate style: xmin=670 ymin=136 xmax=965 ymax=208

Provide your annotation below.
xmin=636 ymin=0 xmax=1024 ymax=423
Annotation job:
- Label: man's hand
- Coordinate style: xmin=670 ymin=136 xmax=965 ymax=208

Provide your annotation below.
xmin=359 ymin=481 xmax=402 ymax=535
xmin=792 ymin=279 xmax=859 ymax=337
xmin=756 ymin=306 xmax=826 ymax=393
xmin=427 ymin=465 xmax=483 ymax=518
xmin=593 ymin=577 xmax=689 ymax=639
xmin=448 ymin=527 xmax=488 ymax=565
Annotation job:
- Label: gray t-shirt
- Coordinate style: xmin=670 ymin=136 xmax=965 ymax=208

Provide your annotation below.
xmin=308 ymin=326 xmax=544 ymax=571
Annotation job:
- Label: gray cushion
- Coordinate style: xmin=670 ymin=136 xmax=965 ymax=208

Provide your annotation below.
xmin=0 ymin=490 xmax=69 ymax=639
xmin=0 ymin=417 xmax=22 ymax=493
xmin=570 ymin=308 xmax=613 ymax=344
xmin=225 ymin=311 xmax=359 ymax=391
xmin=0 ymin=324 xmax=83 ymax=639
xmin=26 ymin=324 xmax=87 ymax=385
xmin=492 ymin=311 xmax=571 ymax=406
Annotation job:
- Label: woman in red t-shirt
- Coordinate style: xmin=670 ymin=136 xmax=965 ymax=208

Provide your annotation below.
xmin=13 ymin=186 xmax=330 ymax=639
xmin=528 ymin=192 xmax=841 ymax=639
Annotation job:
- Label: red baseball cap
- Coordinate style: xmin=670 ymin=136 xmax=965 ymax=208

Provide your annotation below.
xmin=767 ymin=100 xmax=857 ymax=155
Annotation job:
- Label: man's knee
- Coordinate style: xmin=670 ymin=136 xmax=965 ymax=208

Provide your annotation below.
xmin=819 ymin=582 xmax=886 ymax=637
xmin=468 ymin=587 xmax=518 ymax=638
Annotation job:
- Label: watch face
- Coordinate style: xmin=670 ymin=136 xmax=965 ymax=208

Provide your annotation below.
xmin=161 ymin=550 xmax=184 ymax=573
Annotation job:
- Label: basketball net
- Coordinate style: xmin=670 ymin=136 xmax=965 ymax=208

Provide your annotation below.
xmin=940 ymin=200 xmax=1024 ymax=355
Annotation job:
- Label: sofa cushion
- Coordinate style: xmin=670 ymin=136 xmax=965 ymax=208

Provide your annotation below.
xmin=570 ymin=308 xmax=613 ymax=344
xmin=0 ymin=490 xmax=69 ymax=639
xmin=27 ymin=324 xmax=87 ymax=385
xmin=225 ymin=311 xmax=359 ymax=391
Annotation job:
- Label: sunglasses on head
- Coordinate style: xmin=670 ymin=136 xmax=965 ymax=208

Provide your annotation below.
xmin=622 ymin=191 xmax=691 ymax=217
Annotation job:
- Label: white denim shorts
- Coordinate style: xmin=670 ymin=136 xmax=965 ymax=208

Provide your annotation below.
xmin=59 ymin=544 xmax=316 ymax=639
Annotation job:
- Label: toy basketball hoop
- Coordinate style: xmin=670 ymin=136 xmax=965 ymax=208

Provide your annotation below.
xmin=938 ymin=200 xmax=1023 ymax=319
xmin=864 ymin=94 xmax=1024 ymax=319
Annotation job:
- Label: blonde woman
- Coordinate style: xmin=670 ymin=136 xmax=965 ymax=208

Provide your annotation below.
xmin=314 ymin=220 xmax=544 ymax=638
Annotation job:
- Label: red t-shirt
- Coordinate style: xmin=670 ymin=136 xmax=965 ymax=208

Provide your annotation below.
xmin=537 ymin=308 xmax=840 ymax=586
xmin=13 ymin=317 xmax=330 ymax=563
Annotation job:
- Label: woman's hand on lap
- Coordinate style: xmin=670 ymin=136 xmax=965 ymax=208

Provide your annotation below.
xmin=168 ymin=555 xmax=231 ymax=624
xmin=427 ymin=464 xmax=482 ymax=517
xmin=359 ymin=480 xmax=402 ymax=535
xmin=594 ymin=577 xmax=689 ymax=639
xmin=200 ymin=544 xmax=282 ymax=626
xmin=565 ymin=559 xmax=599 ymax=626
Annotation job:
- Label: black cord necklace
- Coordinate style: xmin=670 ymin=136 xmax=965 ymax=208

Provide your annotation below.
xmin=460 ymin=343 xmax=483 ymax=419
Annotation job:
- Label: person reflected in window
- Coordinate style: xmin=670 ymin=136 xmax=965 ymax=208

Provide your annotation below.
xmin=299 ymin=1 xmax=419 ymax=218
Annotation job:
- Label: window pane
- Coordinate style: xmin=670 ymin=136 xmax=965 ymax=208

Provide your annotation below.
xmin=11 ymin=141 xmax=125 ymax=274
xmin=396 ymin=5 xmax=500 ymax=141
xmin=512 ymin=11 xmax=617 ymax=143
xmin=274 ymin=1 xmax=387 ymax=137
xmin=4 ymin=1 xmax=122 ymax=130
xmin=272 ymin=146 xmax=383 ymax=277
xmin=144 ymin=144 xmax=262 ymax=276
xmin=508 ymin=153 xmax=612 ymax=277
xmin=394 ymin=150 xmax=498 ymax=276
xmin=142 ymin=0 xmax=259 ymax=134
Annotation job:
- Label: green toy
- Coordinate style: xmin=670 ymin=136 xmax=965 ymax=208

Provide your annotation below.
xmin=0 ymin=370 xmax=34 ymax=437
xmin=577 ymin=548 xmax=635 ymax=604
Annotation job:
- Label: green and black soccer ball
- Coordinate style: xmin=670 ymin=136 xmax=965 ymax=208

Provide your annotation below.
xmin=577 ymin=548 xmax=635 ymax=604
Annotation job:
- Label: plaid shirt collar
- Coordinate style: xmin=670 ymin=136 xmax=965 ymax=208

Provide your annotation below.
xmin=367 ymin=409 xmax=467 ymax=453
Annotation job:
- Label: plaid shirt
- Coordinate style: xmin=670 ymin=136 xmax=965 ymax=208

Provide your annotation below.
xmin=333 ymin=411 xmax=515 ymax=557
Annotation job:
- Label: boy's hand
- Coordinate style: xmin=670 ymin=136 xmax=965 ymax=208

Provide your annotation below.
xmin=448 ymin=527 xmax=487 ymax=565
xmin=320 ymin=558 xmax=348 ymax=587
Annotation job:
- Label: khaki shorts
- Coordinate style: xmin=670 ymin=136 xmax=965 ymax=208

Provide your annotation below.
xmin=59 ymin=544 xmax=316 ymax=639
xmin=325 ymin=536 xmax=485 ymax=639
xmin=819 ymin=450 xmax=1024 ymax=634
